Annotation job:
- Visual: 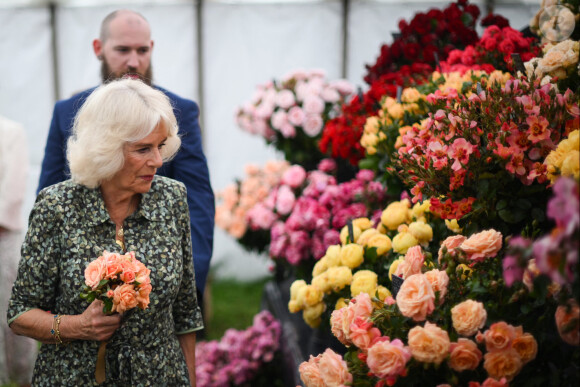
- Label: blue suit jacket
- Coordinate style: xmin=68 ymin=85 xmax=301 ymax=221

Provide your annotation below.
xmin=38 ymin=85 xmax=215 ymax=296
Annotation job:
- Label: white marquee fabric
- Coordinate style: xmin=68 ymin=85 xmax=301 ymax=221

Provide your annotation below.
xmin=0 ymin=0 xmax=539 ymax=281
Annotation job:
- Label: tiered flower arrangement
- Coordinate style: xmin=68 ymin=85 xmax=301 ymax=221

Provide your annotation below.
xmin=524 ymin=39 xmax=580 ymax=94
xmin=215 ymin=160 xmax=290 ymax=253
xmin=530 ymin=0 xmax=580 ymax=45
xmin=234 ymin=69 xmax=354 ymax=169
xmin=319 ymin=0 xmax=484 ymax=167
xmin=195 ymin=311 xmax=282 ymax=387
xmin=394 ymin=75 xmax=579 ymax=236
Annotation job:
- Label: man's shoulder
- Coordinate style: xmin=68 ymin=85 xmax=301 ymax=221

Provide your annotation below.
xmin=154 ymin=85 xmax=198 ymax=109
xmin=54 ymin=87 xmax=97 ymax=113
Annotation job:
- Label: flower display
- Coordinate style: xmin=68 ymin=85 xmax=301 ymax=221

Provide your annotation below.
xmin=524 ymin=39 xmax=580 ymax=94
xmin=195 ymin=311 xmax=281 ymax=387
xmin=234 ymin=69 xmax=354 ymax=169
xmin=80 ymin=250 xmax=151 ymax=314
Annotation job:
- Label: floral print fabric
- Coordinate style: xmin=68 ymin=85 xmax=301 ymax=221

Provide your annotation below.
xmin=7 ymin=176 xmax=202 ymax=386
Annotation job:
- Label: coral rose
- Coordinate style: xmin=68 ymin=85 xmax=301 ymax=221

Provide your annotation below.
xmin=482 ymin=322 xmax=517 ymax=352
xmin=330 ymin=307 xmax=350 ymax=346
xmin=367 ymin=339 xmax=412 ymax=381
xmin=460 ymin=229 xmax=503 ymax=262
xmin=424 ymin=269 xmax=449 ymax=304
xmin=319 ymin=348 xmax=353 ymax=386
xmin=350 ymin=316 xmax=382 ymax=350
xmin=396 ymin=274 xmax=435 ymax=322
xmin=408 ymin=322 xmax=450 ymax=365
xmin=451 ymin=300 xmax=487 ymax=337
xmin=395 ymin=245 xmax=424 ymax=279
xmin=112 ymin=283 xmax=138 ymax=314
xmin=438 ymin=235 xmax=466 ymax=263
xmin=448 ymin=338 xmax=482 ymax=371
xmin=483 ymin=348 xmax=523 ymax=382
xmin=512 ymin=331 xmax=538 ymax=363
xmin=136 ymin=281 xmax=152 ymax=309
xmin=555 ymin=300 xmax=580 ymax=346
xmin=299 ymin=355 xmax=324 ymax=387
xmin=350 ymin=270 xmax=378 ymax=297
xmin=84 ymin=257 xmax=106 ymax=290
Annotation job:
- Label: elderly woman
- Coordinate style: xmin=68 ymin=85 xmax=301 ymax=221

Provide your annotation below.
xmin=7 ymin=78 xmax=202 ymax=386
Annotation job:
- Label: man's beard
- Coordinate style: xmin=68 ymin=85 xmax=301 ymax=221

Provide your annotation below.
xmin=100 ymin=58 xmax=153 ymax=86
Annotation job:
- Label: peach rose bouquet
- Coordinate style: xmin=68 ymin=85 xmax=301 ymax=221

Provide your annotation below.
xmin=80 ymin=250 xmax=151 ymax=314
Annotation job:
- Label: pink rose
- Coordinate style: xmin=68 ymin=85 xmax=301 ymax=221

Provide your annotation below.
xmin=302 ymin=95 xmax=325 ymax=114
xmin=395 ymin=245 xmax=425 ymax=279
xmin=247 ymin=203 xmax=277 ymax=230
xmin=281 ymin=165 xmax=307 ymax=188
xmin=408 ymin=322 xmax=450 ymax=365
xmin=112 ymin=283 xmax=138 ymax=314
xmin=85 ymin=257 xmax=106 ymax=289
xmin=340 ymin=293 xmax=374 ymax=342
xmin=451 ymin=300 xmax=487 ymax=337
xmin=448 ymin=338 xmax=482 ymax=371
xmin=275 ymin=185 xmax=296 ymax=215
xmin=349 ymin=316 xmax=382 ymax=350
xmin=319 ymin=348 xmax=353 ymax=386
xmin=279 ymin=123 xmax=296 ymax=138
xmin=275 ymin=89 xmax=296 ymax=109
xmin=396 ymin=273 xmax=435 ymax=322
xmin=438 ymin=235 xmax=466 ymax=263
xmin=270 ymin=110 xmax=288 ymax=130
xmin=367 ymin=338 xmax=412 ymax=380
xmin=303 ymin=114 xmax=324 ymax=137
xmin=298 ymin=355 xmax=324 ymax=387
xmin=424 ymin=269 xmax=449 ymax=304
xmin=460 ymin=229 xmax=503 ymax=262
xmin=321 ymin=87 xmax=340 ymax=103
xmin=287 ymin=106 xmax=305 ymax=126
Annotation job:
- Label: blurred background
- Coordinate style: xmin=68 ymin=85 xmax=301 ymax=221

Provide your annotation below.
xmin=0 ymin=0 xmax=540 ymax=283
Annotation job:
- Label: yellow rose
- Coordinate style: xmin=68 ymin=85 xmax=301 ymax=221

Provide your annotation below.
xmin=340 ymin=244 xmax=364 ymax=269
xmin=361 ymin=133 xmax=379 ymax=149
xmin=366 ymin=233 xmax=392 ymax=255
xmin=357 ymin=228 xmax=379 ymax=245
xmin=394 ymin=135 xmax=404 ymax=149
xmin=326 ymin=266 xmax=353 ymax=292
xmin=376 ymin=285 xmax=392 ymax=302
xmin=353 ymin=217 xmax=373 ymax=231
xmin=381 ymin=200 xmax=411 ymax=230
xmin=388 ymin=103 xmax=405 ymax=120
xmin=408 ymin=221 xmax=433 ymax=244
xmin=335 ymin=297 xmax=348 ymax=310
xmin=411 ymin=200 xmax=431 ymax=219
xmin=324 ymin=245 xmax=342 ymax=267
xmin=561 ymin=150 xmax=580 ymax=180
xmin=388 ymin=257 xmax=404 ymax=280
xmin=303 ymin=302 xmax=326 ymax=328
xmin=377 ymin=222 xmax=389 ymax=234
xmin=401 ymin=87 xmax=422 ymax=103
xmin=392 ymin=231 xmax=419 ymax=254
xmin=456 ymin=264 xmax=473 ymax=280
xmin=312 ymin=257 xmax=328 ymax=277
xmin=364 ymin=116 xmax=380 ymax=134
xmin=350 ymin=270 xmax=378 ymax=297
xmin=288 ymin=299 xmax=301 ymax=313
xmin=445 ymin=219 xmax=463 ymax=233
xmin=312 ymin=272 xmax=331 ymax=294
xmin=340 ymin=225 xmax=361 ymax=245
xmin=290 ymin=280 xmax=307 ymax=301
xmin=382 ymin=96 xmax=397 ymax=109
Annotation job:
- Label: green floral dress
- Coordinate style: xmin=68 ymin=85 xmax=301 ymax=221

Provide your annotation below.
xmin=7 ymin=176 xmax=203 ymax=386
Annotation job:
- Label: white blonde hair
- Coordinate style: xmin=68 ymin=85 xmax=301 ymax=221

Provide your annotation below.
xmin=67 ymin=78 xmax=180 ymax=188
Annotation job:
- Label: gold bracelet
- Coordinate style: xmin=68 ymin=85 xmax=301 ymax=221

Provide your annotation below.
xmin=51 ymin=314 xmax=64 ymax=345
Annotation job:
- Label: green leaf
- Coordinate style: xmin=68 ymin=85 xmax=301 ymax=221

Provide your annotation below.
xmin=102 ymin=298 xmax=113 ymax=314
xmin=496 ymin=199 xmax=508 ymax=211
xmin=98 ymin=279 xmax=109 ymax=288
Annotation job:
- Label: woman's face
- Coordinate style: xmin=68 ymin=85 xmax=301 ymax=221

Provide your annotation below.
xmin=107 ymin=122 xmax=168 ymax=195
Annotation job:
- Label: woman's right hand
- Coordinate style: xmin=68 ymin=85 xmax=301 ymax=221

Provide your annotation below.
xmin=77 ymin=300 xmax=123 ymax=341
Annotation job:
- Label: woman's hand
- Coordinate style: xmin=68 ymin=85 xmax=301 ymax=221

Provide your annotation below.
xmin=75 ymin=300 xmax=123 ymax=341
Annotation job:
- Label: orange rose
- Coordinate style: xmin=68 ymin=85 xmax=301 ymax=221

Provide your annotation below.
xmin=408 ymin=322 xmax=450 ymax=365
xmin=112 ymin=283 xmax=138 ymax=314
xmin=451 ymin=300 xmax=487 ymax=337
xmin=298 ymin=355 xmax=324 ymax=387
xmin=448 ymin=338 xmax=482 ymax=371
xmin=136 ymin=281 xmax=152 ymax=309
xmin=84 ymin=257 xmax=106 ymax=290
xmin=424 ymin=269 xmax=449 ymax=304
xmin=483 ymin=348 xmax=523 ymax=382
xmin=319 ymin=348 xmax=353 ymax=386
xmin=482 ymin=322 xmax=517 ymax=352
xmin=555 ymin=300 xmax=580 ymax=346
xmin=396 ymin=274 xmax=435 ymax=322
xmin=460 ymin=229 xmax=503 ymax=262
xmin=512 ymin=331 xmax=537 ymax=364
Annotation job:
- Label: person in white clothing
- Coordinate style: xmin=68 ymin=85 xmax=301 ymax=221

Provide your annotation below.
xmin=0 ymin=115 xmax=37 ymax=386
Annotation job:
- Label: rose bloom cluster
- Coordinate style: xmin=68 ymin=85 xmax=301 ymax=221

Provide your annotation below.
xmin=215 ymin=160 xmax=290 ymax=241
xmin=545 ymin=129 xmax=580 ymax=183
xmin=82 ymin=250 xmax=151 ymax=314
xmin=530 ymin=0 xmax=580 ymax=45
xmin=195 ymin=311 xmax=281 ymax=387
xmin=268 ymin=165 xmax=387 ymax=267
xmin=524 ymin=39 xmax=579 ymax=88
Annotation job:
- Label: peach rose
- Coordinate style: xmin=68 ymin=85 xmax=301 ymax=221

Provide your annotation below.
xmin=330 ymin=307 xmax=350 ymax=346
xmin=438 ymin=235 xmax=466 ymax=262
xmin=451 ymin=300 xmax=487 ymax=337
xmin=483 ymin=348 xmax=523 ymax=382
xmin=448 ymin=338 xmax=482 ymax=371
xmin=396 ymin=273 xmax=435 ymax=322
xmin=477 ymin=377 xmax=509 ymax=387
xmin=134 ymin=260 xmax=151 ymax=284
xmin=460 ymin=229 xmax=503 ymax=262
xmin=482 ymin=322 xmax=517 ymax=352
xmin=119 ymin=260 xmax=137 ymax=283
xmin=424 ymin=269 xmax=449 ymax=304
xmin=112 ymin=283 xmax=138 ymax=314
xmin=298 ymin=355 xmax=325 ymax=387
xmin=367 ymin=338 xmax=412 ymax=381
xmin=350 ymin=316 xmax=382 ymax=350
xmin=408 ymin=322 xmax=450 ymax=365
xmin=339 ymin=292 xmax=375 ymax=342
xmin=136 ymin=281 xmax=152 ymax=309
xmin=84 ymin=257 xmax=106 ymax=290
xmin=395 ymin=245 xmax=424 ymax=279
xmin=512 ymin=331 xmax=537 ymax=364
xmin=318 ymin=348 xmax=353 ymax=386
xmin=555 ymin=300 xmax=580 ymax=346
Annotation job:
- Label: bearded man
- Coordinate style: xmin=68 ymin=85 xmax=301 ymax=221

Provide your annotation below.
xmin=37 ymin=10 xmax=214 ymax=335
